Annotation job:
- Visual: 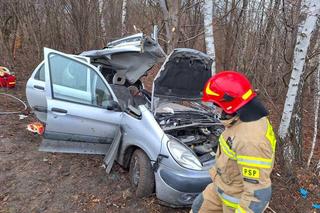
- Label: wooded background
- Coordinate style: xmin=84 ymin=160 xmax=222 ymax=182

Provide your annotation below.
xmin=0 ymin=0 xmax=319 ymax=178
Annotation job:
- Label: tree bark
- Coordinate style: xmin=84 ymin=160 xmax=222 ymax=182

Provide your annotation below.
xmin=317 ymin=160 xmax=320 ymax=175
xmin=262 ymin=0 xmax=280 ymax=79
xmin=159 ymin=0 xmax=180 ymax=53
xmin=307 ymin=47 xmax=320 ymax=167
xmin=278 ymin=0 xmax=320 ymax=175
xmin=121 ymin=0 xmax=127 ymax=36
xmin=263 ymin=0 xmax=280 ymax=53
xmin=203 ymin=0 xmax=216 ymax=75
xmin=98 ymin=0 xmax=106 ymax=38
xmin=223 ymin=0 xmax=236 ymax=70
xmin=290 ymin=73 xmax=305 ymax=163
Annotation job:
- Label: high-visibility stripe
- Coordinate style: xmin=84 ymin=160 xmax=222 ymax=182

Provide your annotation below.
xmin=220 ymin=143 xmax=237 ymax=160
xmin=216 ymin=188 xmax=240 ymax=209
xmin=237 ymin=155 xmax=272 ymax=168
xmin=237 ymin=160 xmax=272 ymax=168
xmin=219 ymin=136 xmax=273 ymax=168
xmin=219 ymin=136 xmax=237 ymax=160
xmin=266 ymin=119 xmax=276 ymax=152
xmin=236 ymin=206 xmax=246 ymax=213
xmin=237 ymin=155 xmax=272 ymax=163
xmin=242 ymin=89 xmax=253 ymax=100
xmin=220 ymin=197 xmax=238 ymax=209
xmin=205 ymin=82 xmax=220 ymax=96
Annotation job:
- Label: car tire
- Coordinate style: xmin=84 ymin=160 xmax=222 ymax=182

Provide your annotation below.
xmin=129 ymin=149 xmax=155 ymax=198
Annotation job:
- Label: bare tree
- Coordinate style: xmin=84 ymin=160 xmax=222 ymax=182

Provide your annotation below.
xmin=307 ymin=43 xmax=320 ymax=168
xmin=278 ymin=0 xmax=320 ymax=174
xmin=121 ymin=0 xmax=127 ymax=36
xmin=203 ymin=0 xmax=216 ymax=74
xmin=159 ymin=0 xmax=181 ymax=53
xmin=98 ymin=0 xmax=106 ymax=38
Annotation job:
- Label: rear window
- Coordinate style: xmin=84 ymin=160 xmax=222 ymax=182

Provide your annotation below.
xmin=34 ymin=64 xmax=45 ymax=81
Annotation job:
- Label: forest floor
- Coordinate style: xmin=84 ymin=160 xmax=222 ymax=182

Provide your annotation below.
xmin=0 ymin=76 xmax=319 ymax=213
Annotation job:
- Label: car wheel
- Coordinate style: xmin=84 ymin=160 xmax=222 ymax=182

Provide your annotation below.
xmin=129 ymin=149 xmax=155 ymax=197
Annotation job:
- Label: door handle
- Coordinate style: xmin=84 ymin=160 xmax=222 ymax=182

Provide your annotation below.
xmin=51 ymin=107 xmax=68 ymax=113
xmin=34 ymin=85 xmax=45 ymax=90
xmin=34 ymin=106 xmax=47 ymax=112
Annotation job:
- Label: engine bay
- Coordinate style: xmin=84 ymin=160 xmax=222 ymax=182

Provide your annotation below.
xmin=156 ymin=111 xmax=224 ymax=163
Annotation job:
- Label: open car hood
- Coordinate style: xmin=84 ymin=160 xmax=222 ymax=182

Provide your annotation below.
xmin=81 ymin=33 xmax=166 ymax=84
xmin=152 ymin=48 xmax=212 ymax=101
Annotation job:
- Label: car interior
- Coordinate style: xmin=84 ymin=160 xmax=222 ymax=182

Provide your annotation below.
xmin=97 ymin=65 xmax=151 ymax=110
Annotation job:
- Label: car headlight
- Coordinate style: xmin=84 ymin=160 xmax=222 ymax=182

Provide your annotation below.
xmin=167 ymin=139 xmax=202 ymax=170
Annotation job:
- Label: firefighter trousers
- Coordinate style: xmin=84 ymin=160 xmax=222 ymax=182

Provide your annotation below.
xmin=191 ymin=183 xmax=234 ymax=213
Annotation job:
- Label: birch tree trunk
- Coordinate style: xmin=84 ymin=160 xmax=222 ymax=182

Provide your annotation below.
xmin=291 ymin=75 xmax=305 ymax=162
xmin=98 ymin=0 xmax=106 ymax=38
xmin=203 ymin=0 xmax=216 ymax=75
xmin=121 ymin=0 xmax=127 ymax=36
xmin=278 ymin=0 xmax=320 ymax=174
xmin=307 ymin=51 xmax=320 ymax=167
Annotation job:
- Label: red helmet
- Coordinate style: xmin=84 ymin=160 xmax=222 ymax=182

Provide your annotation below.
xmin=202 ymin=71 xmax=256 ymax=114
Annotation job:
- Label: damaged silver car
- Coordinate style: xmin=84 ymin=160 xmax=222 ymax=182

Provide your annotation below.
xmin=26 ymin=33 xmax=223 ymax=207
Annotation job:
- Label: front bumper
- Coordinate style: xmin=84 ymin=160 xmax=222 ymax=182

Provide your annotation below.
xmin=155 ymin=164 xmax=212 ymax=207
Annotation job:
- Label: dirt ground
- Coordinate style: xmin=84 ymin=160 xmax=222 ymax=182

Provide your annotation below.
xmin=1 ymin=80 xmax=319 ymax=213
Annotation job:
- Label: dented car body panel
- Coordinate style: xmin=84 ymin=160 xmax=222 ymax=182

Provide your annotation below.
xmin=80 ymin=33 xmax=166 ymax=84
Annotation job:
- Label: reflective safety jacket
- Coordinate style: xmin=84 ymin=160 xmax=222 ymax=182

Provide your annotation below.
xmin=210 ymin=116 xmax=276 ymax=213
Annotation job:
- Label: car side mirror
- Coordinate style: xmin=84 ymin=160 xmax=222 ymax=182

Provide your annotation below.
xmin=106 ymin=100 xmax=122 ymax=111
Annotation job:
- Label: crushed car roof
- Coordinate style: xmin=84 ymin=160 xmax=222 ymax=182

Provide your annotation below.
xmin=81 ymin=34 xmax=166 ymax=84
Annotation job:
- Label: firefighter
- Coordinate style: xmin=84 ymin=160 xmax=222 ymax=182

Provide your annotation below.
xmin=191 ymin=71 xmax=276 ymax=213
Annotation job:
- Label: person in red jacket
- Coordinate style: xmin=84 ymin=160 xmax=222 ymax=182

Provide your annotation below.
xmin=0 ymin=66 xmax=16 ymax=88
xmin=191 ymin=71 xmax=276 ymax=213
